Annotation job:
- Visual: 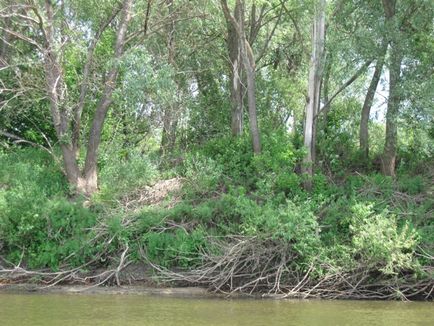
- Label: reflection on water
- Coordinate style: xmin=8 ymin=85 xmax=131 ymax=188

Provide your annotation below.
xmin=1 ymin=293 xmax=433 ymax=326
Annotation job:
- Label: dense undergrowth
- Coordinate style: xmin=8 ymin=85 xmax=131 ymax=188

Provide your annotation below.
xmin=0 ymin=133 xmax=433 ymax=299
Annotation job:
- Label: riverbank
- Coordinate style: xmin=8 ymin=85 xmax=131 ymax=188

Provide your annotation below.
xmin=1 ymin=263 xmax=433 ymax=301
xmin=0 ymin=283 xmax=215 ymax=298
xmin=1 ymin=148 xmax=433 ymax=302
xmin=1 ymin=280 xmax=433 ymax=301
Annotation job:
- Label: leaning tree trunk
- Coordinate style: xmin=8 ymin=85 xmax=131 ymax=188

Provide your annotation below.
xmin=302 ymin=0 xmax=325 ymax=188
xmin=82 ymin=0 xmax=133 ymax=194
xmin=381 ymin=0 xmax=401 ymax=177
xmin=359 ymin=41 xmax=387 ymax=161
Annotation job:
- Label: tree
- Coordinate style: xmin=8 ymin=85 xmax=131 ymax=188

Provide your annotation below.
xmin=225 ymin=1 xmax=243 ymax=136
xmin=160 ymin=0 xmax=179 ymax=153
xmin=302 ymin=0 xmax=325 ymax=186
xmin=381 ymin=0 xmax=402 ymax=176
xmin=359 ymin=40 xmax=387 ymax=161
xmin=221 ymin=0 xmax=261 ymax=154
xmin=1 ymin=0 xmax=133 ymax=195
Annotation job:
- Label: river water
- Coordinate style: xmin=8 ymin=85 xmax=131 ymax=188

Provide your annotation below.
xmin=1 ymin=293 xmax=433 ymax=325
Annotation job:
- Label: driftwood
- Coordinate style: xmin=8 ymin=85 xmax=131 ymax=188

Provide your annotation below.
xmin=142 ymin=235 xmax=434 ymax=300
xmin=1 ymin=218 xmax=432 ymax=300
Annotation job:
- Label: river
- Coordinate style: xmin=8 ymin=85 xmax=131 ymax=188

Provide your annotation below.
xmin=1 ymin=293 xmax=433 ymax=325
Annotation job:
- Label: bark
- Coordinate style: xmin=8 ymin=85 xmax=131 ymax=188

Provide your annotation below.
xmin=161 ymin=106 xmax=178 ymax=153
xmin=226 ymin=1 xmax=243 ymax=136
xmin=43 ymin=0 xmax=80 ymax=188
xmin=381 ymin=0 xmax=401 ymax=177
xmin=359 ymin=41 xmax=387 ymax=161
xmin=382 ymin=44 xmax=402 ymax=176
xmin=82 ymin=0 xmax=133 ymax=194
xmin=302 ymin=0 xmax=326 ymax=187
xmin=72 ymin=5 xmax=122 ymax=157
xmin=221 ymin=0 xmax=261 ymax=154
xmin=160 ymin=0 xmax=178 ymax=153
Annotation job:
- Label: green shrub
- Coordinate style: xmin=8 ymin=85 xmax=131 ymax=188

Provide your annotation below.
xmin=0 ymin=148 xmax=97 ymax=269
xmin=397 ymin=175 xmax=425 ymax=195
xmin=197 ymin=130 xmax=302 ymax=192
xmin=98 ymin=150 xmax=159 ymax=201
xmin=240 ymin=199 xmax=321 ymax=260
xmin=142 ymin=227 xmax=208 ymax=268
xmin=350 ymin=203 xmax=419 ymax=275
xmin=182 ymin=152 xmax=223 ymax=196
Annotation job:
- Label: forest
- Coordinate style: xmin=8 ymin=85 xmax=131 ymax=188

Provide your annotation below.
xmin=0 ymin=0 xmax=433 ymax=300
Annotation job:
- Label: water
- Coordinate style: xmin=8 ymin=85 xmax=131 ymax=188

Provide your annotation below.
xmin=0 ymin=293 xmax=433 ymax=325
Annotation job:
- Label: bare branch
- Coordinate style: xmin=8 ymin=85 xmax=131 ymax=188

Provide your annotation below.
xmin=315 ymin=60 xmax=373 ymax=119
xmin=0 ymin=27 xmax=43 ymax=50
xmin=255 ymin=5 xmax=284 ymax=64
xmin=0 ymin=129 xmax=54 ymax=157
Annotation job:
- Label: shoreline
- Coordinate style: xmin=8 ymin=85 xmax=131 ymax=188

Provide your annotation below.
xmin=0 ymin=283 xmax=223 ymax=298
xmin=1 ymin=283 xmax=433 ymax=302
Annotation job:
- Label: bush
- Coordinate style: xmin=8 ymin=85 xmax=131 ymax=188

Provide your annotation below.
xmin=397 ymin=175 xmax=425 ymax=195
xmin=0 ymin=148 xmax=97 ymax=269
xmin=98 ymin=149 xmax=159 ymax=201
xmin=182 ymin=152 xmax=223 ymax=196
xmin=142 ymin=227 xmax=209 ymax=268
xmin=241 ymin=199 xmax=321 ymax=262
xmin=350 ymin=203 xmax=419 ymax=275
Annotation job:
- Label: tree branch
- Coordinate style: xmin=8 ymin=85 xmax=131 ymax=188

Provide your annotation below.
xmin=0 ymin=129 xmax=55 ymax=158
xmin=72 ymin=3 xmax=123 ymax=153
xmin=315 ymin=59 xmax=373 ymax=120
xmin=255 ymin=5 xmax=284 ymax=65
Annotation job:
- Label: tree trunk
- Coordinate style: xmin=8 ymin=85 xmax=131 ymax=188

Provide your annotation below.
xmin=221 ymin=0 xmax=261 ymax=154
xmin=381 ymin=0 xmax=401 ymax=177
xmin=237 ymin=0 xmax=261 ymax=154
xmin=82 ymin=0 xmax=133 ymax=195
xmin=302 ymin=0 xmax=326 ymax=188
xmin=382 ymin=45 xmax=402 ymax=176
xmin=160 ymin=0 xmax=179 ymax=153
xmin=43 ymin=0 xmax=81 ymax=189
xmin=359 ymin=41 xmax=387 ymax=161
xmin=160 ymin=105 xmax=177 ymax=154
xmin=227 ymin=1 xmax=243 ymax=136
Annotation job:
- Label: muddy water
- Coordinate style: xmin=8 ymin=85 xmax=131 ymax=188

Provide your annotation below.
xmin=1 ymin=293 xmax=433 ymax=325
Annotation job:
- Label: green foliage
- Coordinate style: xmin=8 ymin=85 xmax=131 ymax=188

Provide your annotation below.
xmin=1 ymin=0 xmax=432 ymax=293
xmin=350 ymin=203 xmax=419 ymax=275
xmin=241 ymin=199 xmax=321 ymax=259
xmin=98 ymin=148 xmax=159 ymax=201
xmin=116 ymin=47 xmax=177 ymax=109
xmin=182 ymin=152 xmax=223 ymax=196
xmin=196 ymin=131 xmax=303 ymax=192
xmin=397 ymin=175 xmax=425 ymax=195
xmin=142 ymin=227 xmax=208 ymax=268
xmin=0 ymin=149 xmax=97 ymax=269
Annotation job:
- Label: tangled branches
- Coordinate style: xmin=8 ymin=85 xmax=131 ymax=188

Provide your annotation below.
xmin=0 ymin=245 xmax=130 ymax=289
xmin=145 ymin=235 xmax=434 ymax=301
xmin=1 ymin=220 xmax=432 ymax=301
